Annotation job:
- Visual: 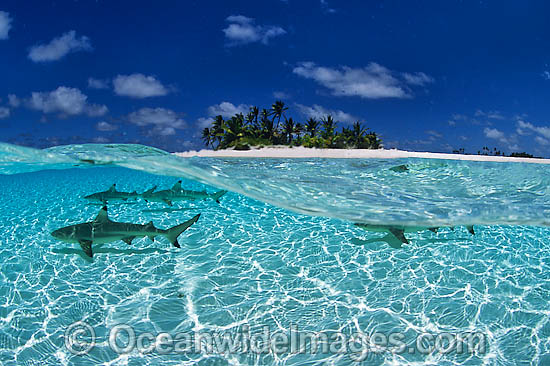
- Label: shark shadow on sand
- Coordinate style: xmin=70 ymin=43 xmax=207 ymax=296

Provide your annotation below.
xmin=52 ymin=247 xmax=171 ymax=263
xmin=350 ymin=235 xmax=473 ymax=249
xmin=51 ymin=206 xmax=200 ymax=258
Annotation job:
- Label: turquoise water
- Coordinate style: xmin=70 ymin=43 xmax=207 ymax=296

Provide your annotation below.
xmin=1 ymin=143 xmax=550 ymax=365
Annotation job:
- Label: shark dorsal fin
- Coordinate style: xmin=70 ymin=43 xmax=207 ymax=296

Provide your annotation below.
xmin=143 ymin=186 xmax=157 ymax=195
xmin=94 ymin=206 xmax=110 ymax=222
xmin=172 ymin=180 xmax=182 ymax=191
xmin=145 ymin=221 xmax=156 ymax=230
xmin=108 ymin=184 xmax=116 ymax=192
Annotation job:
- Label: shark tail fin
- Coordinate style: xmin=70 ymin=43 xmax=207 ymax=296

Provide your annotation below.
xmin=211 ymin=190 xmax=227 ymax=203
xmin=164 ymin=214 xmax=200 ymax=248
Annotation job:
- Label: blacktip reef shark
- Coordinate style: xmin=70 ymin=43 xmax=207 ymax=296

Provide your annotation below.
xmin=354 ymin=223 xmax=475 ymax=249
xmin=83 ymin=184 xmax=140 ymax=203
xmin=51 ymin=206 xmax=201 ymax=258
xmin=141 ymin=180 xmax=227 ymax=206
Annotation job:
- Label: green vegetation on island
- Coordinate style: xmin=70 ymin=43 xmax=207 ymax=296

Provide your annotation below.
xmin=453 ymin=146 xmax=542 ymax=159
xmin=201 ymin=101 xmax=382 ymax=150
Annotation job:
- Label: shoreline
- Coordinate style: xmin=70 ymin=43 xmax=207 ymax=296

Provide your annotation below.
xmin=175 ymin=146 xmax=550 ymax=164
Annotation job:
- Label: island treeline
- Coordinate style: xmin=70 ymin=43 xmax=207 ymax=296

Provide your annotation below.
xmin=201 ymin=101 xmax=382 ymax=150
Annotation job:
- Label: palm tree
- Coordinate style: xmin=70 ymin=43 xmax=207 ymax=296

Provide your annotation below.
xmin=351 ymin=121 xmax=368 ymax=146
xmin=352 ymin=121 xmax=367 ymax=138
xmin=260 ymin=109 xmax=275 ymax=141
xmin=294 ymin=122 xmax=303 ymax=139
xmin=250 ymin=106 xmax=259 ymax=124
xmin=202 ymin=127 xmax=212 ymax=147
xmin=282 ymin=118 xmax=295 ymax=143
xmin=305 ymin=118 xmax=319 ymax=137
xmin=321 ymin=115 xmax=336 ymax=140
xmin=270 ymin=101 xmax=288 ymax=131
xmin=222 ymin=114 xmax=246 ymax=148
xmin=211 ymin=115 xmax=225 ymax=148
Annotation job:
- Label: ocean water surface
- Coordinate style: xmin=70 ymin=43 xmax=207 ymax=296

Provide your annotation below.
xmin=0 ymin=143 xmax=549 ymax=365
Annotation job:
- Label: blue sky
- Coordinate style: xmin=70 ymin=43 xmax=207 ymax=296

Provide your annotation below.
xmin=1 ymin=0 xmax=550 ymax=155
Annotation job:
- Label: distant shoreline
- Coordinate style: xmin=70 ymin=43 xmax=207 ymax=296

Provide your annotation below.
xmin=175 ymin=146 xmax=550 ymax=164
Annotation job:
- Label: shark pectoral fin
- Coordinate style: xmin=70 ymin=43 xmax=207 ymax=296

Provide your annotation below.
xmin=122 ymin=236 xmax=136 ymax=245
xmin=78 ymin=240 xmax=93 ymax=258
xmin=428 ymin=227 xmax=439 ymax=233
xmin=388 ymin=228 xmax=409 ymax=245
xmin=163 ymin=199 xmax=173 ymax=206
xmin=381 ymin=233 xmax=404 ymax=249
xmin=122 ymin=198 xmax=128 ymax=201
xmin=466 ymin=225 xmax=475 ymax=235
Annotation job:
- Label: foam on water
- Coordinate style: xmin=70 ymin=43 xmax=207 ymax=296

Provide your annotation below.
xmin=0 ymin=143 xmax=549 ymax=365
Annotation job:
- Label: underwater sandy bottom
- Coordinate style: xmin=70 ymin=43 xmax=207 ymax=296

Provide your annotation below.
xmin=0 ymin=167 xmax=549 ymax=365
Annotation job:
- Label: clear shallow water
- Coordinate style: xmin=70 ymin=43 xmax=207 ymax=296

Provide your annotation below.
xmin=0 ymin=143 xmax=549 ymax=365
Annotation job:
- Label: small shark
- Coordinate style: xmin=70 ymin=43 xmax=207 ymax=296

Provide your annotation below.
xmin=83 ymin=184 xmax=140 ymax=204
xmin=51 ymin=206 xmax=201 ymax=257
xmin=141 ymin=180 xmax=227 ymax=206
xmin=354 ymin=223 xmax=475 ymax=249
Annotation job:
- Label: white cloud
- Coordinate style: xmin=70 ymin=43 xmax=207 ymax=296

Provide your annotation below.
xmin=402 ymin=72 xmax=434 ymax=86
xmin=88 ymin=77 xmax=110 ymax=89
xmin=484 ymin=127 xmax=506 ymax=141
xmin=543 ymin=71 xmax=550 ymax=80
xmin=0 ymin=11 xmax=12 ymax=40
xmin=535 ymin=136 xmax=549 ymax=145
xmin=95 ymin=121 xmax=118 ymax=131
xmin=26 ymin=86 xmax=108 ymax=117
xmin=474 ymin=109 xmax=505 ymax=120
xmin=86 ymin=104 xmax=108 ymax=117
xmin=127 ymin=107 xmax=186 ymax=136
xmin=425 ymin=130 xmax=443 ymax=138
xmin=196 ymin=101 xmax=251 ymax=128
xmin=295 ymin=103 xmax=357 ymax=124
xmin=483 ymin=127 xmax=520 ymax=151
xmin=113 ymin=74 xmax=169 ymax=98
xmin=293 ymin=62 xmax=432 ymax=99
xmin=28 ymin=30 xmax=92 ymax=62
xmin=7 ymin=94 xmax=20 ymax=107
xmin=273 ymin=91 xmax=290 ymax=99
xmin=320 ymin=0 xmax=336 ymax=13
xmin=223 ymin=15 xmax=286 ymax=46
xmin=207 ymin=101 xmax=250 ymax=118
xmin=0 ymin=107 xmax=9 ymax=119
xmin=516 ymin=120 xmax=550 ymax=139
xmin=92 ymin=136 xmax=110 ymax=143
xmin=196 ymin=117 xmax=213 ymax=129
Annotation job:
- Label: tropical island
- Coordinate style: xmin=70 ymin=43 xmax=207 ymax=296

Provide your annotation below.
xmin=201 ymin=101 xmax=382 ymax=150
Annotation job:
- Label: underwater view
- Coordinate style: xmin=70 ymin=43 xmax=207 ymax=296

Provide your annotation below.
xmin=1 ymin=143 xmax=549 ymax=365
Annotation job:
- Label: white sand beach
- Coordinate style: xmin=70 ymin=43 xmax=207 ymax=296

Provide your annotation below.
xmin=175 ymin=146 xmax=550 ymax=164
